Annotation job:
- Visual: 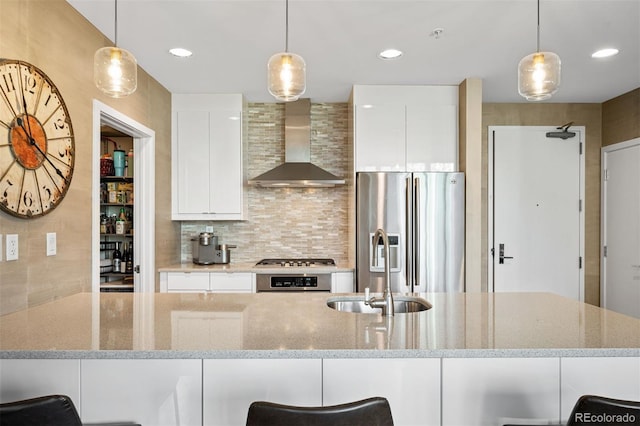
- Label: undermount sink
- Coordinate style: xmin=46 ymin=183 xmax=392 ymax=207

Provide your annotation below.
xmin=326 ymin=295 xmax=432 ymax=314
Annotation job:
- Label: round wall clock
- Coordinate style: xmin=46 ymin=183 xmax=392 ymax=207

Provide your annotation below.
xmin=0 ymin=59 xmax=75 ymax=218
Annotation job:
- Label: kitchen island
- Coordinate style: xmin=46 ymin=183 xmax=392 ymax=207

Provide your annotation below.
xmin=1 ymin=292 xmax=639 ymax=426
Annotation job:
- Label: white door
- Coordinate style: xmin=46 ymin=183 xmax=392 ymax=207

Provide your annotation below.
xmin=489 ymin=126 xmax=584 ymax=300
xmin=602 ymin=138 xmax=640 ymax=318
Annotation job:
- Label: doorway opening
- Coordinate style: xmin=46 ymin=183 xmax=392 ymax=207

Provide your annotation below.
xmin=91 ymin=100 xmax=155 ymax=293
xmin=601 ymin=137 xmax=640 ymax=318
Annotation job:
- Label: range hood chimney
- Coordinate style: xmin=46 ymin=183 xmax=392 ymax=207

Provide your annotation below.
xmin=248 ymin=99 xmax=345 ymax=187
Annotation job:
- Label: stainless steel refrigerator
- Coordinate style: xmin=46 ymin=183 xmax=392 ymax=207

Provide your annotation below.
xmin=356 ymin=172 xmax=465 ymax=293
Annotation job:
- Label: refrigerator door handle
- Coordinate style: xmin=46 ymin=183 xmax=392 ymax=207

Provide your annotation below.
xmin=406 ymin=176 xmax=412 ymax=287
xmin=414 ymin=176 xmax=420 ymax=289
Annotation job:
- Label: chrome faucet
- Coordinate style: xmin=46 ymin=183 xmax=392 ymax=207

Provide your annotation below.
xmin=365 ymin=228 xmax=395 ymax=316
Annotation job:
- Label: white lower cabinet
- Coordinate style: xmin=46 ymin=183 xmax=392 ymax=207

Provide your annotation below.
xmin=560 ymin=357 xmax=640 ymax=421
xmin=4 ymin=356 xmax=637 ymax=426
xmin=163 ymin=271 xmax=254 ymax=293
xmin=323 ymin=358 xmax=441 ymax=426
xmin=203 ymin=359 xmax=322 ymax=426
xmin=332 ymin=271 xmax=355 ymax=293
xmin=210 ymin=272 xmax=253 ymax=292
xmin=442 ymin=358 xmax=560 ymax=426
xmin=80 ymin=359 xmax=202 ymax=426
xmin=0 ymin=359 xmax=80 ymax=404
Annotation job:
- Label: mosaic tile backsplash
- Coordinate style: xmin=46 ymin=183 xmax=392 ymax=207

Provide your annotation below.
xmin=181 ymin=102 xmax=353 ymax=264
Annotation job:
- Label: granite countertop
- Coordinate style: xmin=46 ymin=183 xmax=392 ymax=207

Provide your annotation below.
xmin=158 ymin=261 xmax=355 ymax=274
xmin=1 ymin=292 xmax=639 ymax=359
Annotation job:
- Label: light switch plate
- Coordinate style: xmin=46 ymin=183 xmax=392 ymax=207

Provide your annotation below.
xmin=6 ymin=234 xmax=18 ymax=261
xmin=0 ymin=234 xmax=3 ymax=261
xmin=46 ymin=232 xmax=57 ymax=256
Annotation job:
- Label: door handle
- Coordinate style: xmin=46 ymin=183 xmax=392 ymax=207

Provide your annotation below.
xmin=498 ymin=243 xmax=514 ymax=264
xmin=414 ymin=177 xmax=421 ymax=287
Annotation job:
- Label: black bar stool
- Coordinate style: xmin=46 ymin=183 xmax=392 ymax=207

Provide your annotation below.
xmin=0 ymin=394 xmax=141 ymax=426
xmin=245 ymin=396 xmax=394 ymax=426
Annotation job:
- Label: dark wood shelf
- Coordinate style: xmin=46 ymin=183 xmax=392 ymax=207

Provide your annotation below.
xmin=100 ymin=272 xmax=134 ymax=279
xmin=101 ymin=176 xmax=133 ymax=182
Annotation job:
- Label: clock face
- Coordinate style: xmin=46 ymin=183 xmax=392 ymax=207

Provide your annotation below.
xmin=0 ymin=59 xmax=75 ymax=218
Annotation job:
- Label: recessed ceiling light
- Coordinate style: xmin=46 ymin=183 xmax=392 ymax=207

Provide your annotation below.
xmin=378 ymin=49 xmax=403 ymax=60
xmin=591 ymin=48 xmax=619 ymax=58
xmin=169 ymin=48 xmax=193 ymax=58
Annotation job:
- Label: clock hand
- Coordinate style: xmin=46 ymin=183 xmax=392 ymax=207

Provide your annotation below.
xmin=21 ymin=94 xmax=35 ymax=140
xmin=16 ymin=117 xmax=69 ymax=183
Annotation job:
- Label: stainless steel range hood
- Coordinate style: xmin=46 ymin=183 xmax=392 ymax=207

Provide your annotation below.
xmin=248 ymin=99 xmax=345 ymax=188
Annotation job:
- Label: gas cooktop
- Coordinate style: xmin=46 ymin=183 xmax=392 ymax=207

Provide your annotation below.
xmin=255 ymin=258 xmax=337 ymax=268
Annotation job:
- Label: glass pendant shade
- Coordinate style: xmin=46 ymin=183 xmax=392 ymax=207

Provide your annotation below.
xmin=94 ymin=46 xmax=137 ymax=98
xmin=518 ymin=51 xmax=561 ymax=101
xmin=268 ymin=52 xmax=306 ymax=102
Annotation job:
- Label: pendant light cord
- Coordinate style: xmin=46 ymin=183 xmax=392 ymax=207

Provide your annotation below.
xmin=536 ymin=0 xmax=540 ymax=52
xmin=285 ymin=0 xmax=289 ymax=53
xmin=114 ymin=0 xmax=119 ymax=47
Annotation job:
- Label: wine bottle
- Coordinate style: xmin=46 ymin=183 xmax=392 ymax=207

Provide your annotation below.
xmin=126 ymin=241 xmax=134 ymax=273
xmin=112 ymin=242 xmax=122 ymax=272
xmin=120 ymin=242 xmax=128 ymax=273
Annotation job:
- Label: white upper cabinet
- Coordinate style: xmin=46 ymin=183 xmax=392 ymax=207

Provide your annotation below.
xmin=172 ymin=94 xmax=246 ymax=220
xmin=355 ymin=103 xmax=406 ymax=171
xmin=352 ymin=85 xmax=459 ymax=172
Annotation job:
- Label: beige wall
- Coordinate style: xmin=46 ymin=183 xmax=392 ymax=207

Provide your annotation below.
xmin=482 ymin=103 xmax=602 ymax=305
xmin=180 ymin=102 xmax=352 ymax=264
xmin=459 ymin=79 xmax=483 ymax=292
xmin=602 ymin=88 xmax=640 ymax=146
xmin=0 ymin=0 xmax=178 ymax=315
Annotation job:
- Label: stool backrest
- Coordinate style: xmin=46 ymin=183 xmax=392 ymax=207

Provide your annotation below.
xmin=246 ymin=396 xmax=394 ymax=426
xmin=567 ymin=395 xmax=640 ymax=426
xmin=0 ymin=394 xmax=82 ymax=426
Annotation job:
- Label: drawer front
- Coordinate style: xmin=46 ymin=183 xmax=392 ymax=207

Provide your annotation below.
xmin=209 ymin=272 xmax=253 ymax=292
xmin=167 ymin=272 xmax=210 ymax=292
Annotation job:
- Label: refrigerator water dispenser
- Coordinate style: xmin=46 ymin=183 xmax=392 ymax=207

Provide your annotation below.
xmin=370 ymin=233 xmax=401 ymax=273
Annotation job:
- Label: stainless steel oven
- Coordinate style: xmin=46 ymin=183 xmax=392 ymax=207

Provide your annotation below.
xmin=254 ymin=258 xmax=335 ymax=292
xmin=256 ymin=273 xmax=332 ymax=292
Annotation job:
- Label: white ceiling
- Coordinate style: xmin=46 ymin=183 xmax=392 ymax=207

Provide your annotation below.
xmin=67 ymin=0 xmax=640 ymax=103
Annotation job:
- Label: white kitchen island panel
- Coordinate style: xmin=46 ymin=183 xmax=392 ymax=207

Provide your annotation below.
xmin=0 ymin=359 xmax=80 ymax=405
xmin=323 ymin=358 xmax=440 ymax=426
xmin=442 ymin=357 xmax=560 ymax=426
xmin=81 ymin=359 xmax=202 ymax=426
xmin=560 ymin=357 xmax=640 ymax=420
xmin=203 ymin=358 xmax=322 ymax=426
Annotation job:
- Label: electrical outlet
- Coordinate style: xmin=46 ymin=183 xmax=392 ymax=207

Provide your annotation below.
xmin=46 ymin=232 xmax=57 ymax=256
xmin=205 ymin=226 xmax=214 ymax=232
xmin=6 ymin=234 xmax=18 ymax=261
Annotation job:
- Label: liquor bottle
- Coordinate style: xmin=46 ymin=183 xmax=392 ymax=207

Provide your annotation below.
xmin=116 ymin=207 xmax=127 ymax=235
xmin=112 ymin=242 xmax=122 ymax=272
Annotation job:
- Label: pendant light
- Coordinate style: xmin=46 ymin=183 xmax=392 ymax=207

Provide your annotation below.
xmin=94 ymin=0 xmax=137 ymax=97
xmin=518 ymin=0 xmax=560 ymax=101
xmin=267 ymin=0 xmax=306 ymax=102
